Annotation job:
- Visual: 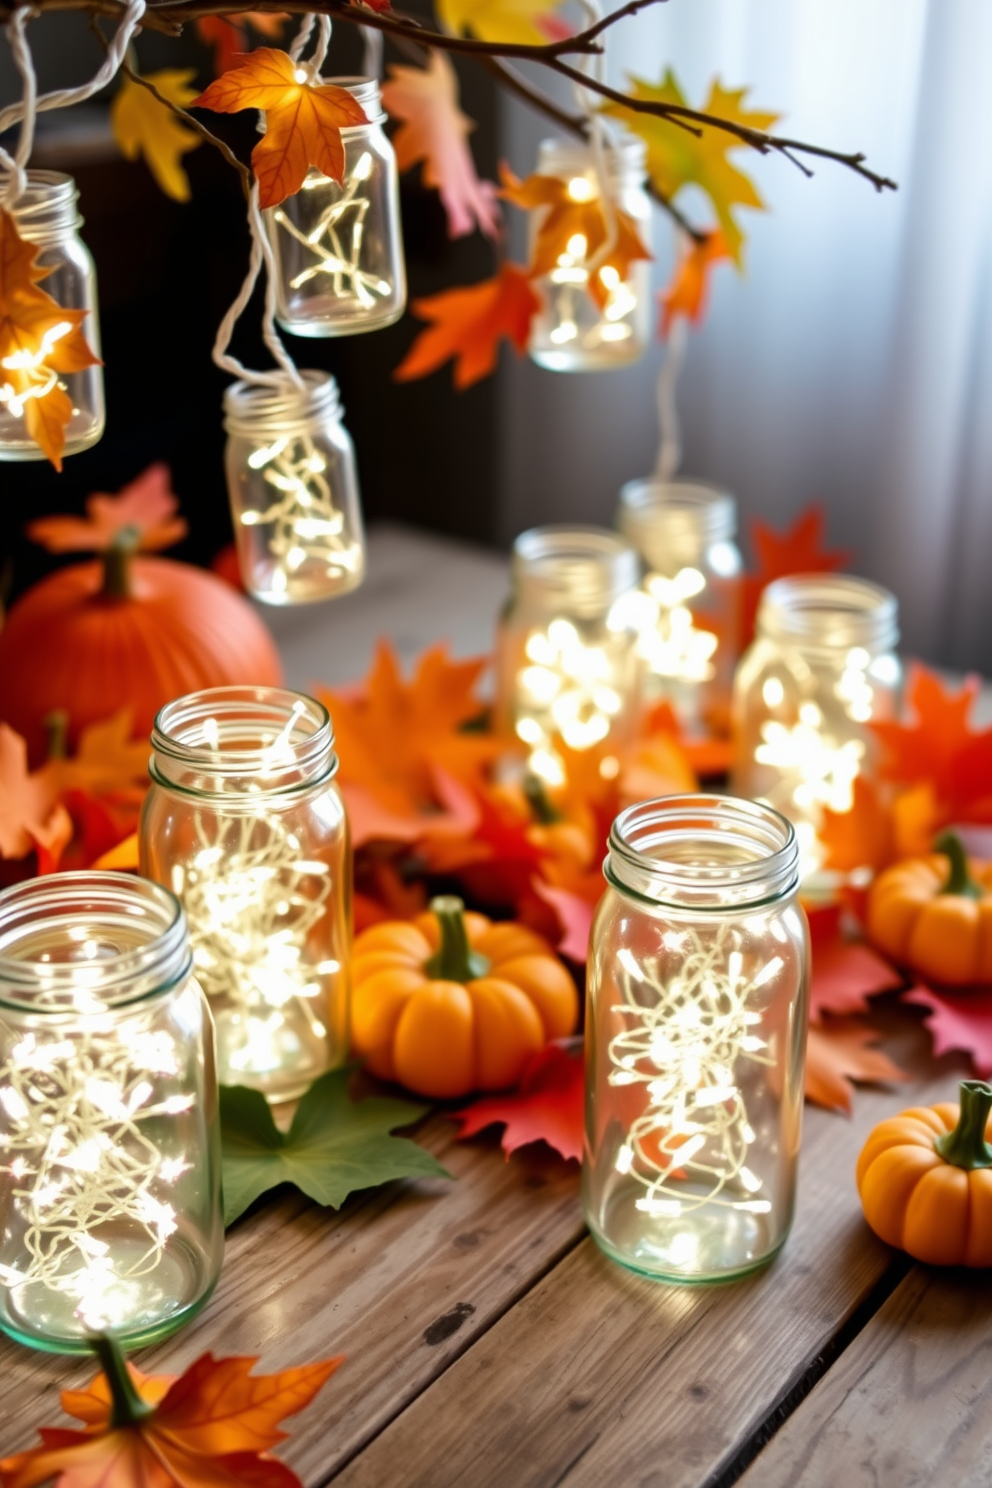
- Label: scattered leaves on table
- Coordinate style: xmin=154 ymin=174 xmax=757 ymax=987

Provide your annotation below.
xmin=452 ymin=1042 xmax=584 ymax=1161
xmin=111 ymin=68 xmax=203 ymax=202
xmin=805 ymin=1018 xmax=909 ymax=1114
xmin=394 ymin=262 xmax=540 ymax=389
xmin=28 ymin=462 xmax=187 ymax=553
xmin=436 ymin=0 xmax=568 ymax=46
xmin=904 ymin=984 xmax=992 ymax=1079
xmin=808 ymin=903 xmax=903 ymax=1021
xmin=220 ymin=1067 xmax=451 ymax=1225
xmin=659 ymin=228 xmax=731 ymax=337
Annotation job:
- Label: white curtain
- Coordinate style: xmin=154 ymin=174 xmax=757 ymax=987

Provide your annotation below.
xmin=496 ymin=0 xmax=992 ymax=669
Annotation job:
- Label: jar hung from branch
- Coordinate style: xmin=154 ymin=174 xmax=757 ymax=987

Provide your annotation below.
xmin=0 ymin=872 xmax=222 ymax=1354
xmin=495 ymin=526 xmax=644 ymax=785
xmin=527 ymin=137 xmax=652 ymax=372
xmin=140 ymin=687 xmax=351 ymax=1101
xmin=0 ymin=171 xmax=104 ymax=461
xmin=223 ymin=370 xmax=366 ymax=605
xmin=263 ymin=80 xmax=406 ymax=338
xmin=732 ymin=575 xmax=901 ymax=878
xmin=617 ymin=480 xmax=743 ymax=740
xmin=583 ymin=794 xmax=809 ymax=1283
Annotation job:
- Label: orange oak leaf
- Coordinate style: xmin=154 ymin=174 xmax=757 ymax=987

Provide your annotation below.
xmin=659 ymin=228 xmax=731 ymax=337
xmin=904 ymin=985 xmax=992 ymax=1079
xmin=872 ymin=664 xmax=992 ymax=822
xmin=741 ymin=504 xmax=851 ymax=643
xmin=0 ymin=724 xmax=66 ymax=860
xmin=394 ymin=263 xmax=540 ymax=388
xmin=0 ymin=210 xmax=101 ymax=470
xmin=452 ymin=1041 xmax=584 ymax=1160
xmin=807 ymin=903 xmax=903 ymax=1022
xmin=193 ymin=48 xmax=368 ymax=207
xmin=805 ymin=1017 xmax=908 ymax=1114
xmin=27 ymin=462 xmax=187 ymax=554
xmin=197 ymin=13 xmax=288 ymax=75
xmin=0 ymin=1346 xmax=344 ymax=1488
xmin=382 ymin=52 xmax=499 ymax=240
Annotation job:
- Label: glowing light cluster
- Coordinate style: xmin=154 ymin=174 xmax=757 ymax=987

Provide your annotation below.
xmin=515 ymin=616 xmax=627 ymax=783
xmin=545 ymin=175 xmax=639 ymax=353
xmin=0 ymin=321 xmax=74 ymax=418
xmin=272 ymin=156 xmax=391 ymax=311
xmin=634 ymin=567 xmax=719 ymax=682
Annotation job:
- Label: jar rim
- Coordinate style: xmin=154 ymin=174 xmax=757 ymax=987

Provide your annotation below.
xmin=222 ymin=369 xmax=342 ymax=436
xmin=0 ymin=169 xmax=81 ymax=238
xmin=0 ymin=871 xmax=191 ymax=1012
xmin=512 ymin=524 xmax=639 ymax=616
xmin=757 ymin=573 xmax=899 ymax=653
xmin=618 ymin=479 xmax=737 ymax=556
xmin=606 ymin=793 xmax=800 ymax=910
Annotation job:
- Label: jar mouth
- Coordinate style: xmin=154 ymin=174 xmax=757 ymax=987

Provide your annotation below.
xmin=222 ymin=369 xmax=342 ymax=438
xmin=537 ymin=134 xmax=647 ymax=186
xmin=617 ymin=480 xmax=737 ymax=565
xmin=607 ymin=794 xmax=799 ymax=909
xmin=150 ymin=685 xmax=335 ymax=796
xmin=758 ymin=574 xmax=899 ymax=653
xmin=0 ymin=169 xmax=81 ymax=239
xmin=330 ymin=76 xmax=384 ymax=126
xmin=512 ymin=525 xmax=639 ymax=617
xmin=0 ymin=872 xmax=190 ymax=1012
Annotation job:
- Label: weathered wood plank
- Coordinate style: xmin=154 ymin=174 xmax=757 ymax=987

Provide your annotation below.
xmin=736 ymin=1266 xmax=992 ymax=1488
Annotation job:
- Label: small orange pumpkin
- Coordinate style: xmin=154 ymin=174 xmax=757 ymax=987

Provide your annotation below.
xmin=350 ymin=896 xmax=579 ymax=1098
xmin=856 ymin=1080 xmax=992 ymax=1266
xmin=867 ymin=832 xmax=992 ymax=985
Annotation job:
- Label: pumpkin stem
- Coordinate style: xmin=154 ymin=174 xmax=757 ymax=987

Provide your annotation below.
xmin=101 ymin=526 xmax=142 ymax=600
xmin=91 ymin=1333 xmax=156 ymax=1427
xmin=935 ymin=831 xmax=983 ymax=901
xmin=934 ymin=1080 xmax=992 ymax=1170
xmin=44 ymin=709 xmax=69 ymax=760
xmin=523 ymin=774 xmax=561 ymax=825
xmin=426 ymin=896 xmax=491 ymax=982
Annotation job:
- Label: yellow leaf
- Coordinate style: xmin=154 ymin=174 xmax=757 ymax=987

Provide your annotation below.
xmin=111 ymin=69 xmax=203 ymax=203
xmin=603 ymin=70 xmax=780 ymax=264
xmin=436 ymin=0 xmax=565 ymax=47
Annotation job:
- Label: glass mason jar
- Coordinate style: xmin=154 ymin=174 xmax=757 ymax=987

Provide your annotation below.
xmin=0 ymin=171 xmax=104 ymax=461
xmin=223 ymin=369 xmax=366 ymax=605
xmin=528 ymin=136 xmax=652 ymax=372
xmin=495 ymin=526 xmax=643 ymax=783
xmin=0 ymin=871 xmax=222 ymax=1354
xmin=583 ymin=794 xmax=809 ymax=1283
xmin=617 ymin=479 xmax=743 ymax=740
xmin=732 ymin=575 xmax=901 ymax=875
xmin=263 ymin=80 xmax=406 ymax=338
xmin=140 ymin=686 xmax=350 ymax=1101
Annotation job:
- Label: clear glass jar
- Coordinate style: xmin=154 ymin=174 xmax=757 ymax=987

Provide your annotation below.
xmin=495 ymin=526 xmax=643 ymax=784
xmin=732 ymin=575 xmax=901 ymax=876
xmin=528 ymin=137 xmax=652 ymax=372
xmin=0 ymin=171 xmax=104 ymax=462
xmin=223 ymin=370 xmax=366 ymax=605
xmin=617 ymin=479 xmax=743 ymax=740
xmin=0 ymin=871 xmax=222 ymax=1354
xmin=583 ymin=794 xmax=809 ymax=1283
xmin=263 ymin=80 xmax=406 ymax=338
xmin=140 ymin=686 xmax=350 ymax=1101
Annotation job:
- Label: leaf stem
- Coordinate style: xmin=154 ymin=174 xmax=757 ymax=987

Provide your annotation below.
xmin=91 ymin=1334 xmax=156 ymax=1427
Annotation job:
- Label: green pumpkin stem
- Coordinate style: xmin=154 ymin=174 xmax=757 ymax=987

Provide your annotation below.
xmin=935 ymin=831 xmax=983 ymax=901
xmin=100 ymin=526 xmax=142 ymax=600
xmin=91 ymin=1334 xmax=156 ymax=1427
xmin=43 ymin=709 xmax=69 ymax=760
xmin=935 ymin=1080 xmax=992 ymax=1170
xmin=522 ymin=774 xmax=561 ymax=825
xmin=426 ymin=896 xmax=491 ymax=982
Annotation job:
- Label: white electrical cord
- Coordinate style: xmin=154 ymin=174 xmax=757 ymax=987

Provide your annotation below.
xmin=654 ymin=313 xmax=687 ymax=481
xmin=0 ymin=8 xmax=37 ymax=208
xmin=211 ymin=182 xmax=305 ymax=389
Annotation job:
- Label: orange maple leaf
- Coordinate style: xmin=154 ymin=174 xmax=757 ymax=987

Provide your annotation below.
xmin=741 ymin=504 xmax=851 ymax=643
xmin=0 ymin=1345 xmax=343 ymax=1488
xmin=0 ymin=210 xmax=101 ymax=470
xmin=658 ymin=229 xmax=731 ymax=337
xmin=805 ymin=1017 xmax=908 ymax=1114
xmin=27 ymin=462 xmax=187 ymax=554
xmin=53 ymin=710 xmax=150 ymax=799
xmin=872 ymin=664 xmax=992 ymax=822
xmin=0 ymin=723 xmax=71 ymax=862
xmin=193 ymin=48 xmax=368 ymax=207
xmin=394 ymin=263 xmax=540 ymax=389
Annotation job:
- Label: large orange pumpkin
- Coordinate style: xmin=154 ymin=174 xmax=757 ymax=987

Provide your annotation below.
xmin=0 ymin=466 xmax=283 ymax=760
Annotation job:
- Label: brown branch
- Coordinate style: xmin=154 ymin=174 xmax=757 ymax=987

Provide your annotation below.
xmin=120 ymin=59 xmax=254 ymax=198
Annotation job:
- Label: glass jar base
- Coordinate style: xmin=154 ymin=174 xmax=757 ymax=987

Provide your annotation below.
xmin=277 ymin=305 xmax=406 ymax=339
xmin=0 ymin=424 xmax=105 ymax=461
xmin=530 ymin=347 xmax=645 ymax=373
xmin=587 ymin=1192 xmax=788 ymax=1284
xmin=216 ymin=1004 xmax=337 ymax=1102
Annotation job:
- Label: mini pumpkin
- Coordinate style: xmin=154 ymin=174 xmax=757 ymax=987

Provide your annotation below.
xmin=866 ymin=832 xmax=992 ymax=985
xmin=350 ymin=896 xmax=579 ymax=1098
xmin=856 ymin=1080 xmax=992 ymax=1266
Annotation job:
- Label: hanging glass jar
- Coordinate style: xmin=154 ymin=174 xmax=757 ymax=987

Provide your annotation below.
xmin=583 ymin=793 xmax=809 ymax=1283
xmin=140 ymin=685 xmax=350 ymax=1101
xmin=263 ymin=80 xmax=406 ymax=338
xmin=732 ymin=575 xmax=901 ymax=876
xmin=0 ymin=171 xmax=104 ymax=462
xmin=617 ymin=479 xmax=743 ymax=741
xmin=527 ymin=137 xmax=652 ymax=372
xmin=0 ymin=871 xmax=222 ymax=1354
xmin=495 ymin=526 xmax=643 ymax=784
xmin=223 ymin=370 xmax=366 ymax=605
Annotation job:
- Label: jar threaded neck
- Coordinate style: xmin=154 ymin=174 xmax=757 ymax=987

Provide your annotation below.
xmin=512 ymin=525 xmax=639 ymax=617
xmin=618 ymin=480 xmax=737 ymax=568
xmin=757 ymin=574 xmax=899 ymax=654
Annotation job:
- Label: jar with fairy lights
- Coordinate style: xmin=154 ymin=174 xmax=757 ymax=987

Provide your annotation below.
xmin=263 ymin=79 xmax=406 ymax=338
xmin=0 ymin=171 xmax=104 ymax=462
xmin=732 ymin=575 xmax=900 ymax=876
xmin=495 ymin=526 xmax=643 ymax=784
xmin=223 ymin=370 xmax=365 ymax=604
xmin=617 ymin=479 xmax=743 ymax=740
xmin=0 ymin=872 xmax=222 ymax=1354
xmin=583 ymin=794 xmax=809 ymax=1283
xmin=527 ymin=137 xmax=652 ymax=372
xmin=140 ymin=686 xmax=351 ymax=1101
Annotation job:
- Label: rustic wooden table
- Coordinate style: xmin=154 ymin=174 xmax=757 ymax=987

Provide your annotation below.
xmin=2 ymin=525 xmax=990 ymax=1488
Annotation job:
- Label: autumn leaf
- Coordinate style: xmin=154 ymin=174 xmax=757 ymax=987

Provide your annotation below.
xmin=93 ymin=830 xmax=140 ymax=870
xmin=741 ymin=503 xmax=851 ymax=642
xmin=0 ymin=724 xmax=65 ymax=860
xmin=197 ymin=12 xmax=288 ymax=75
xmin=659 ymin=229 xmax=731 ymax=337
xmin=452 ymin=1042 xmax=584 ymax=1160
xmin=28 ymin=461 xmax=187 ymax=555
xmin=820 ymin=777 xmax=937 ymax=881
xmin=0 ymin=210 xmax=101 ymax=470
xmin=805 ymin=1017 xmax=908 ymax=1114
xmin=394 ymin=262 xmax=540 ymax=389
xmin=872 ymin=664 xmax=992 ymax=822
xmin=193 ymin=48 xmax=368 ymax=208
xmin=531 ymin=880 xmax=595 ymax=962
xmin=807 ymin=904 xmax=903 ymax=1021
xmin=437 ymin=0 xmax=568 ymax=46
xmin=0 ymin=1334 xmax=342 ymax=1488
xmin=111 ymin=69 xmax=203 ymax=202
xmin=602 ymin=71 xmax=779 ymax=265
xmin=53 ymin=710 xmax=150 ymax=799
xmin=904 ymin=985 xmax=992 ymax=1079
xmin=382 ymin=52 xmax=499 ymax=240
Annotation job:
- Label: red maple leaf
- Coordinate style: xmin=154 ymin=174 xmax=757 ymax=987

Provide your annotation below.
xmin=904 ymin=984 xmax=992 ymax=1078
xmin=872 ymin=664 xmax=992 ymax=821
xmin=393 ymin=264 xmax=540 ymax=389
xmin=452 ymin=1042 xmax=584 ymax=1161
xmin=741 ymin=505 xmax=851 ymax=643
xmin=807 ymin=904 xmax=904 ymax=1022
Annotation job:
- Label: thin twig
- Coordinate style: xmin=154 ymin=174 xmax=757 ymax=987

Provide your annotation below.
xmin=120 ymin=58 xmax=253 ymax=199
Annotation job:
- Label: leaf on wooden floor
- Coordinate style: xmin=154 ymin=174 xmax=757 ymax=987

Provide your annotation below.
xmin=904 ymin=983 xmax=992 ymax=1079
xmin=452 ymin=1042 xmax=584 ymax=1161
xmin=808 ymin=904 xmax=904 ymax=1021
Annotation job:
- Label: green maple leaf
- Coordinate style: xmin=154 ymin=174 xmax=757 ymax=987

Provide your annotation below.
xmin=603 ymin=70 xmax=780 ymax=264
xmin=220 ymin=1069 xmax=453 ymax=1225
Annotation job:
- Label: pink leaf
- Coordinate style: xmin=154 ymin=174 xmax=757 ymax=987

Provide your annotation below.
xmin=451 ymin=1042 xmax=584 ymax=1162
xmin=904 ymin=984 xmax=992 ymax=1078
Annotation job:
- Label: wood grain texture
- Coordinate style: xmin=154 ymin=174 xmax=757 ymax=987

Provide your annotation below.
xmin=737 ymin=1267 xmax=992 ymax=1488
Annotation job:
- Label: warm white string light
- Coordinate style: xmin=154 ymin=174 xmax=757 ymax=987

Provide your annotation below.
xmin=515 ymin=616 xmax=629 ymax=782
xmin=634 ymin=567 xmax=719 ymax=683
xmin=271 ymin=155 xmax=391 ymax=311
